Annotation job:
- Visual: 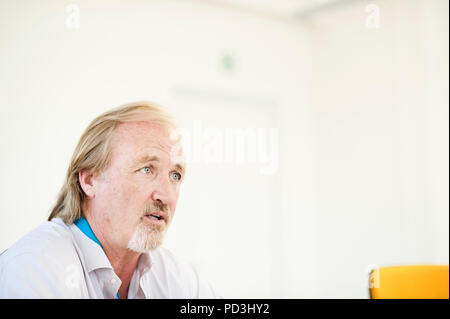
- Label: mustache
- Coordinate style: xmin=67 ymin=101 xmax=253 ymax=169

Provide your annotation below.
xmin=143 ymin=200 xmax=169 ymax=215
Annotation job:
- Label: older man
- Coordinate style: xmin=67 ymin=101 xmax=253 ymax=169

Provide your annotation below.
xmin=0 ymin=101 xmax=219 ymax=298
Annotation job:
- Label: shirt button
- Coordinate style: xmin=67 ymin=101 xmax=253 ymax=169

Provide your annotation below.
xmin=110 ymin=278 xmax=117 ymax=284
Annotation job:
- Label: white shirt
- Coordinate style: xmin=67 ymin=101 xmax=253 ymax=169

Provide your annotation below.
xmin=0 ymin=218 xmax=220 ymax=299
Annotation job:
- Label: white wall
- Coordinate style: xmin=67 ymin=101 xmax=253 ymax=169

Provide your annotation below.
xmin=0 ymin=0 xmax=448 ymax=298
xmin=307 ymin=0 xmax=449 ymax=298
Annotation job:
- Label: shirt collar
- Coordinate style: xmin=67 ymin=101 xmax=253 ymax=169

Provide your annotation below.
xmin=70 ymin=217 xmax=113 ymax=273
xmin=137 ymin=251 xmax=153 ymax=277
xmin=74 ymin=217 xmax=103 ymax=248
xmin=70 ymin=217 xmax=154 ymax=277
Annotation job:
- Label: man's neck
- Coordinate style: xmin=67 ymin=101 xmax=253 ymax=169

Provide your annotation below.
xmin=84 ymin=212 xmax=140 ymax=299
xmin=102 ymin=241 xmax=140 ymax=299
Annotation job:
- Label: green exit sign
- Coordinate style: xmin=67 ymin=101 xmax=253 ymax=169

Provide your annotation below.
xmin=221 ymin=53 xmax=236 ymax=72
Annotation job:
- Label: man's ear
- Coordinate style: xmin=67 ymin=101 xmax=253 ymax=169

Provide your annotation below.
xmin=79 ymin=170 xmax=96 ymax=198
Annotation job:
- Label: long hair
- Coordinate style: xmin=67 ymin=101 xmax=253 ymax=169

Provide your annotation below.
xmin=48 ymin=101 xmax=176 ymax=224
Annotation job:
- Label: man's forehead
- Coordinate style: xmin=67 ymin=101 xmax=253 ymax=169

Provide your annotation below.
xmin=115 ymin=121 xmax=171 ymax=139
xmin=114 ymin=121 xmax=178 ymax=148
xmin=112 ymin=121 xmax=184 ymax=165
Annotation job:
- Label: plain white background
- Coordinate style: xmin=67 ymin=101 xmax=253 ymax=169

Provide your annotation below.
xmin=0 ymin=0 xmax=448 ymax=298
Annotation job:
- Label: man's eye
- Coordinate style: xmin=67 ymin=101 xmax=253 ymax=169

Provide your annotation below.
xmin=141 ymin=167 xmax=153 ymax=174
xmin=170 ymin=172 xmax=182 ymax=181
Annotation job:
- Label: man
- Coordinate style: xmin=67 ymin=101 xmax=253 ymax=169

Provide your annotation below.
xmin=0 ymin=101 xmax=219 ymax=298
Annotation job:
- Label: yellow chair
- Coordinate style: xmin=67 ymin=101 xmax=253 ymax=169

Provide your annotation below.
xmin=369 ymin=265 xmax=449 ymax=299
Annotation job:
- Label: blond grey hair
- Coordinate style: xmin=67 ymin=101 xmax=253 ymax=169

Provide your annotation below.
xmin=48 ymin=101 xmax=177 ymax=225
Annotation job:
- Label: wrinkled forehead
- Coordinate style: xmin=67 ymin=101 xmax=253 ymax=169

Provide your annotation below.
xmin=111 ymin=121 xmax=184 ymax=165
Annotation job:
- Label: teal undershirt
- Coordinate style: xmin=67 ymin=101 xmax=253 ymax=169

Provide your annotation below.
xmin=74 ymin=216 xmax=121 ymax=299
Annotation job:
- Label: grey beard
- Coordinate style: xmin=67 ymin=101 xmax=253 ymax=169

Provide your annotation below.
xmin=127 ymin=220 xmax=166 ymax=253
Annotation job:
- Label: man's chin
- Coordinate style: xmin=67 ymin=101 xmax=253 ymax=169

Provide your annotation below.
xmin=127 ymin=222 xmax=166 ymax=252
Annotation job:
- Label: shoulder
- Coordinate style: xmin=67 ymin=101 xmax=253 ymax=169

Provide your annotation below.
xmin=147 ymin=246 xmax=221 ymax=298
xmin=150 ymin=246 xmax=205 ymax=285
xmin=151 ymin=246 xmax=193 ymax=272
xmin=0 ymin=219 xmax=82 ymax=298
xmin=1 ymin=218 xmax=76 ymax=262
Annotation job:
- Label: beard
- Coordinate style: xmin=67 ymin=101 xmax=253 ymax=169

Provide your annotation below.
xmin=127 ymin=201 xmax=171 ymax=253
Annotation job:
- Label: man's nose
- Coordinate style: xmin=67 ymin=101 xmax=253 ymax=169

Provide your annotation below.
xmin=151 ymin=174 xmax=174 ymax=206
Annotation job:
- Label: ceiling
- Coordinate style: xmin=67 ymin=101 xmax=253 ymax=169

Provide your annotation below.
xmin=194 ymin=0 xmax=354 ymax=20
